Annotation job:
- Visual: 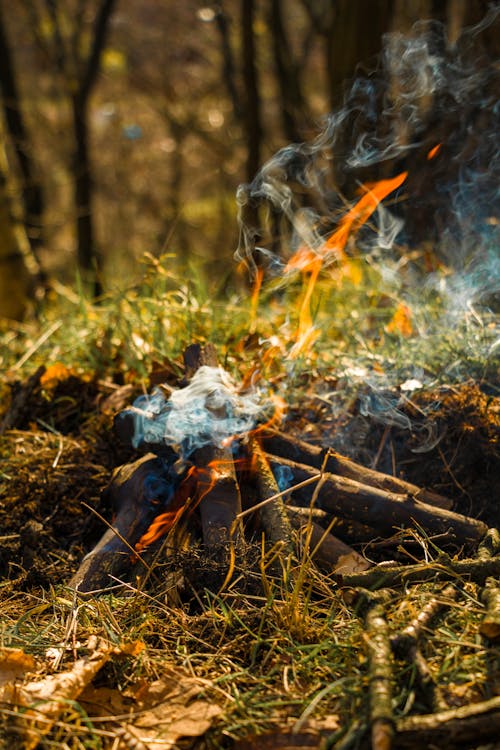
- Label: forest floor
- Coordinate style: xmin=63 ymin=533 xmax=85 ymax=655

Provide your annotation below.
xmin=1 ymin=350 xmax=499 ymax=749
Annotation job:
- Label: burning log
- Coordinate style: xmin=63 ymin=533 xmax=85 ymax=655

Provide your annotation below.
xmin=69 ymin=454 xmax=178 ymax=594
xmin=185 ymin=344 xmax=244 ymax=556
xmin=262 ymin=429 xmax=453 ymax=510
xmin=266 ymin=455 xmax=487 ymax=547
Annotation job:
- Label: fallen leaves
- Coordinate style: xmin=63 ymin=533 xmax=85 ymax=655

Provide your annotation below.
xmin=0 ymin=641 xmax=222 ymax=749
xmin=81 ymin=667 xmax=222 ymax=750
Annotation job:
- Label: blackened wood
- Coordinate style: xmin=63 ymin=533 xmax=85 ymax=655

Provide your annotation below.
xmin=266 ymin=455 xmax=487 ymax=546
xmin=184 ymin=344 xmax=244 ymax=555
xmin=287 ymin=510 xmax=371 ymax=574
xmin=69 ymin=454 xmax=175 ymax=594
xmin=340 ymin=554 xmax=500 ymax=591
xmin=395 ymin=695 xmax=500 ymax=749
xmin=262 ymin=429 xmax=453 ymax=509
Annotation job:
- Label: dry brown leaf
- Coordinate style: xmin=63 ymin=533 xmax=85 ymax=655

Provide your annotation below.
xmin=84 ymin=667 xmax=222 ymax=749
xmin=334 ymin=551 xmax=371 ymax=575
xmin=0 ymin=648 xmax=38 ymax=691
xmin=1 ymin=638 xmax=114 ymax=750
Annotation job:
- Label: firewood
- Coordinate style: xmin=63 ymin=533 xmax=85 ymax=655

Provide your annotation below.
xmin=287 ymin=509 xmax=371 ymax=574
xmin=185 ymin=344 xmax=244 ymax=556
xmin=363 ymin=595 xmax=395 ymax=750
xmin=69 ymin=454 xmax=177 ymax=594
xmin=477 ymin=529 xmax=500 ymax=641
xmin=248 ymin=436 xmax=294 ymax=551
xmin=395 ymin=695 xmax=500 ymax=749
xmin=262 ymin=428 xmax=453 ymax=509
xmin=266 ymin=455 xmax=487 ymax=546
xmin=339 ymin=554 xmax=500 ymax=591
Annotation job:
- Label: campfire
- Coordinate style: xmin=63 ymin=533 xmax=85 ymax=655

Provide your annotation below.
xmin=69 ymin=341 xmax=492 ymax=598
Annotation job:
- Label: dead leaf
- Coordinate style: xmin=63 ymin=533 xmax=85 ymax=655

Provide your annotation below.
xmin=1 ymin=639 xmax=114 ymax=750
xmin=385 ymin=302 xmax=413 ymax=337
xmin=334 ymin=551 xmax=371 ymax=575
xmin=39 ymin=362 xmax=75 ymax=390
xmin=0 ymin=648 xmax=37 ymax=691
xmin=90 ymin=667 xmax=223 ymax=750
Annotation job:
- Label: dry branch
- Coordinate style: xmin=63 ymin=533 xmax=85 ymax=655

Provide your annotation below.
xmin=395 ymin=695 xmax=500 ymax=749
xmin=262 ymin=429 xmax=453 ymax=509
xmin=391 ymin=584 xmax=457 ymax=712
xmin=266 ymin=455 xmax=487 ymax=546
xmin=479 ymin=577 xmax=500 ymax=641
xmin=248 ymin=436 xmax=294 ymax=551
xmin=69 ymin=454 xmax=175 ymax=594
xmin=390 ymin=584 xmax=458 ymax=655
xmin=339 ymin=554 xmax=500 ymax=591
xmin=364 ymin=597 xmax=395 ymax=750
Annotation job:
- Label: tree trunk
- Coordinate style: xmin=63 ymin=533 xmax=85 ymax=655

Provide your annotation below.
xmin=241 ymin=0 xmax=262 ymax=182
xmin=0 ymin=125 xmax=37 ymax=320
xmin=0 ymin=3 xmax=44 ymax=264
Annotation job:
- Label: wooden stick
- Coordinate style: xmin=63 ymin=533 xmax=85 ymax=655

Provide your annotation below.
xmin=185 ymin=344 xmax=244 ymax=555
xmin=69 ymin=454 xmax=176 ymax=594
xmin=266 ymin=455 xmax=488 ymax=547
xmin=248 ymin=436 xmax=294 ymax=550
xmin=364 ymin=597 xmax=395 ymax=750
xmin=262 ymin=428 xmax=453 ymax=509
xmin=339 ymin=554 xmax=500 ymax=591
xmin=391 ymin=584 xmax=457 ymax=712
xmin=475 ymin=529 xmax=500 ymax=641
xmin=480 ymin=577 xmax=500 ymax=641
xmin=287 ymin=509 xmax=371 ymax=574
xmin=391 ymin=584 xmax=458 ymax=655
xmin=395 ymin=695 xmax=500 ymax=749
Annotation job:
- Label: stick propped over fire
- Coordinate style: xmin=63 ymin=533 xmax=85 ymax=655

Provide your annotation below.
xmin=69 ymin=344 xmax=488 ymax=595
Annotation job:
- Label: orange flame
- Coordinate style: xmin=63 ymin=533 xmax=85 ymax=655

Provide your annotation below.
xmin=134 ymin=468 xmax=198 ymax=553
xmin=426 ymin=143 xmax=442 ymax=160
xmin=285 ymin=171 xmax=408 ymax=358
xmin=249 ymin=266 xmax=264 ymax=332
xmin=385 ymin=301 xmax=413 ymax=337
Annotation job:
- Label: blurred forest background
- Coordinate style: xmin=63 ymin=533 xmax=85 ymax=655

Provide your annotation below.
xmin=0 ymin=0 xmax=496 ymax=320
